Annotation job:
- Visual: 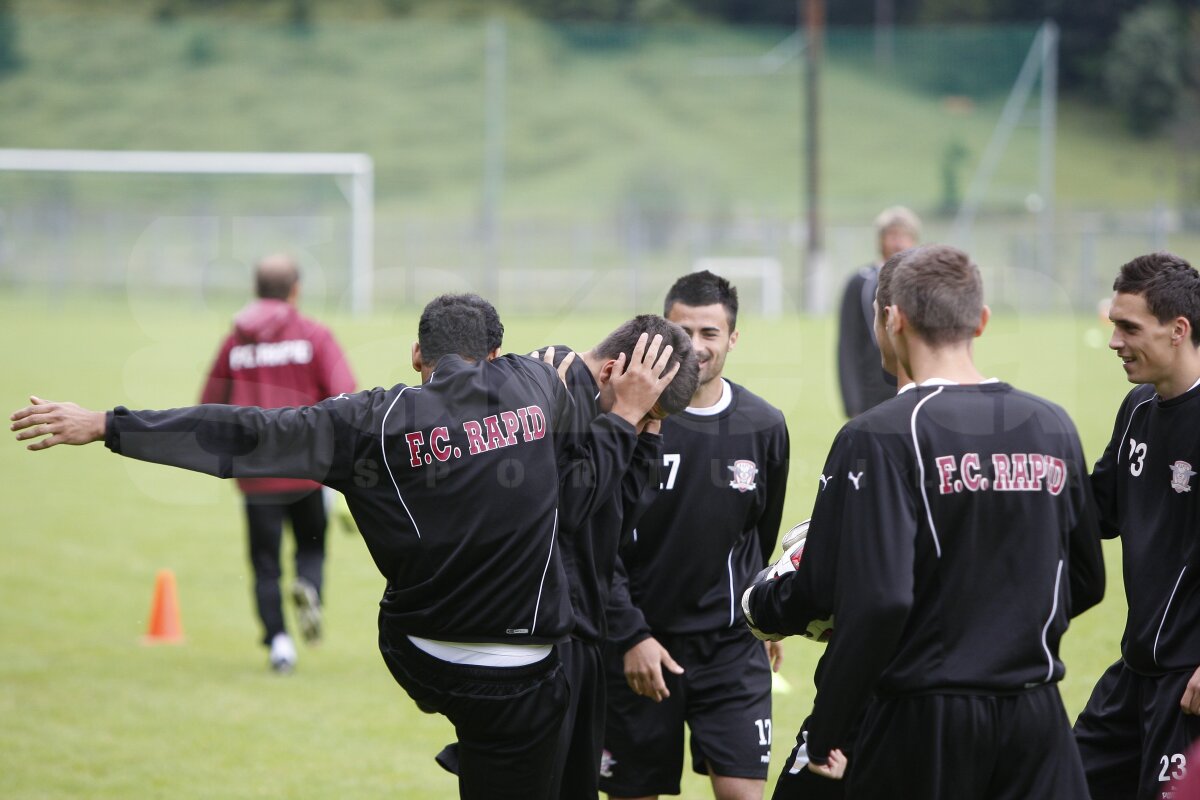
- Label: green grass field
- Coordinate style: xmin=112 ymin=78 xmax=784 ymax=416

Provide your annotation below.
xmin=0 ymin=289 xmax=1134 ymax=798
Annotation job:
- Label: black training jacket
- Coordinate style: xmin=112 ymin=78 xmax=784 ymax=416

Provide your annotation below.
xmin=541 ymin=347 xmax=662 ymax=643
xmin=1092 ymin=381 xmax=1200 ymax=674
xmin=106 ymin=354 xmax=605 ymax=646
xmin=747 ymin=382 xmax=1105 ymax=764
xmin=609 ymin=381 xmax=789 ymax=646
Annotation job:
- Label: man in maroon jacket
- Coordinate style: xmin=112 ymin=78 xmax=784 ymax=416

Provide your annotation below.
xmin=200 ymin=253 xmax=356 ymax=673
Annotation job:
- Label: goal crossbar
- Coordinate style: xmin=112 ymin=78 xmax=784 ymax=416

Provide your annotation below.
xmin=0 ymin=148 xmax=375 ymax=314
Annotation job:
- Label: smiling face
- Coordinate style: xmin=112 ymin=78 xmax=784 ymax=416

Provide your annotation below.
xmin=1108 ymin=291 xmax=1182 ymax=390
xmin=665 ymin=301 xmax=737 ymax=394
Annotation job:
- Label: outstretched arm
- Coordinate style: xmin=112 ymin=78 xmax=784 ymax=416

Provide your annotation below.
xmin=11 ymin=396 xmax=106 ymax=449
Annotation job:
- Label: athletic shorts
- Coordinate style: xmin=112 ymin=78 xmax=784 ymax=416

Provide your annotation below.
xmin=550 ymin=637 xmax=607 ymax=800
xmin=848 ymin=685 xmax=1088 ymax=800
xmin=599 ymin=626 xmax=772 ymax=797
xmin=1075 ymin=659 xmax=1200 ymax=800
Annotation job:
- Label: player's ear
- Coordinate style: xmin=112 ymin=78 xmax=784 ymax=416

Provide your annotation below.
xmin=886 ymin=304 xmax=904 ymax=335
xmin=1171 ymin=316 xmax=1190 ymax=347
xmin=411 ymin=342 xmax=423 ymax=374
xmin=486 ymin=347 xmax=500 ymax=362
xmin=597 ymin=359 xmax=617 ymax=385
xmin=975 ymin=306 xmax=991 ymax=338
xmin=728 ymin=329 xmax=739 ymax=350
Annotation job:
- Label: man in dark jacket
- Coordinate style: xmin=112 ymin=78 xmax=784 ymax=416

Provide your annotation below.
xmin=836 ymin=207 xmax=919 ymax=418
xmin=200 ymin=253 xmax=356 ymax=672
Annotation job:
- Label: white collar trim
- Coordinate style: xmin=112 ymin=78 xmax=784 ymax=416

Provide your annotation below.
xmin=687 ymin=379 xmax=732 ymax=416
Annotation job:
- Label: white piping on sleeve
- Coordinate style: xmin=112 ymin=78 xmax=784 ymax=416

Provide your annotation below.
xmin=380 ymin=387 xmax=422 ymax=539
xmin=910 ymin=387 xmax=945 ymax=558
xmin=530 ymin=508 xmax=558 ymax=636
xmin=727 ymin=546 xmax=736 ymax=626
xmin=1039 ymin=559 xmax=1064 ymax=683
xmin=1153 ymin=566 xmax=1187 ymax=667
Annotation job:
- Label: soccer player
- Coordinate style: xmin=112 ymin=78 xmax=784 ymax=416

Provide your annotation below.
xmin=602 ymin=270 xmax=790 ymax=800
xmin=1074 ymin=251 xmax=1200 ymax=800
xmin=743 ymin=244 xmax=1105 ymax=798
xmin=538 ymin=316 xmax=699 ymax=800
xmin=836 ymin=206 xmax=920 ymax=418
xmin=766 ymin=246 xmax=914 ymax=800
xmin=199 ymin=253 xmax=356 ymax=672
xmin=10 ymin=293 xmax=681 ymax=800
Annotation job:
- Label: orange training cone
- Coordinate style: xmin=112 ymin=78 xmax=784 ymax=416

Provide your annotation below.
xmin=142 ymin=569 xmax=185 ymax=644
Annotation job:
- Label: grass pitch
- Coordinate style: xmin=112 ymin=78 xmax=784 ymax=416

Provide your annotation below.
xmin=0 ymin=291 xmax=1131 ymax=798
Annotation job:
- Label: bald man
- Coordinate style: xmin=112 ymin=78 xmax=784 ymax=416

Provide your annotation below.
xmin=200 ymin=254 xmax=356 ymax=673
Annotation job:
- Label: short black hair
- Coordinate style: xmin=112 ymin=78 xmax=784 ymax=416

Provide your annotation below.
xmin=890 ymin=244 xmax=983 ymax=347
xmin=458 ymin=293 xmax=504 ymax=352
xmin=1114 ymin=252 xmax=1200 ymax=346
xmin=417 ymin=294 xmax=498 ymax=365
xmin=663 ymin=270 xmax=739 ymax=330
xmin=593 ymin=314 xmax=699 ymax=416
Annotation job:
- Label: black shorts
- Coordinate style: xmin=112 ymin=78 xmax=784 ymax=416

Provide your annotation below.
xmin=1074 ymin=659 xmax=1200 ymax=800
xmin=849 ymin=685 xmax=1088 ymax=800
xmin=599 ymin=626 xmax=772 ymax=797
xmin=377 ymin=628 xmax=568 ymax=800
xmin=550 ymin=637 xmax=607 ymax=800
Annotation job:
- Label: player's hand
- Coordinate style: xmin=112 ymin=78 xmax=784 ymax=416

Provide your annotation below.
xmin=11 ymin=396 xmax=106 ymax=450
xmin=1181 ymin=665 xmax=1200 ymax=715
xmin=807 ymin=748 xmax=848 ymax=780
xmin=766 ymin=640 xmax=784 ymax=672
xmin=609 ymin=333 xmax=679 ymax=429
xmin=533 ymin=346 xmax=577 ymax=388
xmin=623 ymin=636 xmax=684 ymax=702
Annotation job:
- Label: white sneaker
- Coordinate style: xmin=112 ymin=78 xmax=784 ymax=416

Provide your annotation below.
xmin=269 ymin=633 xmax=297 ymax=674
xmin=292 ymin=579 xmax=322 ymax=645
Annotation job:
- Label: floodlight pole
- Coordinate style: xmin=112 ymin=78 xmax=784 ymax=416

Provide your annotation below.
xmin=1038 ymin=20 xmax=1058 ymax=279
xmin=802 ymin=0 xmax=826 ymax=313
xmin=482 ymin=18 xmax=506 ymax=303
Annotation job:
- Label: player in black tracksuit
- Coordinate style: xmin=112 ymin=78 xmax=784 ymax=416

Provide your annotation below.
xmin=745 ymin=245 xmax=1106 ymax=799
xmin=603 ymin=380 xmax=789 ymax=796
xmin=12 ymin=294 xmax=679 ymax=800
xmin=539 ymin=321 xmax=698 ymax=800
xmin=1074 ymin=252 xmax=1200 ymax=800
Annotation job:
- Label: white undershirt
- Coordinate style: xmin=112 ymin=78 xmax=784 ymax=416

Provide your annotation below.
xmin=686 ymin=379 xmax=732 ymax=416
xmin=407 ymin=636 xmax=552 ymax=667
xmin=899 ymin=377 xmax=1000 ymax=393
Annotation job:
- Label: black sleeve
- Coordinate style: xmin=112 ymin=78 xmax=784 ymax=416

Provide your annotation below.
xmin=1065 ymin=423 xmax=1106 ymax=616
xmin=1090 ymin=392 xmax=1131 ymax=540
xmin=621 ymin=432 xmax=663 ymax=537
xmin=607 ymin=554 xmax=652 ymax=651
xmin=836 ymin=274 xmax=868 ymax=419
xmin=804 ymin=429 xmax=917 ymax=765
xmin=748 ymin=431 xmax=846 ymax=636
xmin=104 ymin=393 xmax=370 ymax=488
xmin=557 ymin=412 xmax=640 ymax=533
xmin=755 ymin=419 xmax=791 ymax=564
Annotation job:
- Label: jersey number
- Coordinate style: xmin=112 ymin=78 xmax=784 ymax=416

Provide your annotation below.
xmin=1159 ymin=753 xmax=1187 ymax=783
xmin=1128 ymin=438 xmax=1147 ymax=477
xmin=660 ymin=453 xmax=681 ymax=490
xmin=755 ymin=718 xmax=772 ymax=746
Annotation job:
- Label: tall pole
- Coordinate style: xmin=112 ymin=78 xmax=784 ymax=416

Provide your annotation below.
xmin=482 ymin=18 xmax=506 ymax=302
xmin=1038 ymin=20 xmax=1057 ymax=277
xmin=803 ymin=0 xmax=826 ymax=313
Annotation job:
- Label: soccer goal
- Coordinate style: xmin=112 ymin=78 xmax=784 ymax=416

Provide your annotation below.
xmin=0 ymin=148 xmax=375 ymax=314
xmin=691 ymin=257 xmax=785 ymax=318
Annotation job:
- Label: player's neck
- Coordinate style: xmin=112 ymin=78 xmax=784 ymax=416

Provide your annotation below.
xmin=1153 ymin=354 xmax=1200 ymax=400
xmin=904 ymin=339 xmax=983 ymax=385
xmin=690 ymin=375 xmax=726 ymax=408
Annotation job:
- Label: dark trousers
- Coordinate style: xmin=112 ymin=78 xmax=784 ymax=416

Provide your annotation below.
xmin=379 ymin=627 xmax=569 ymax=800
xmin=550 ymin=638 xmax=606 ymax=800
xmin=771 ymin=714 xmax=853 ymax=800
xmin=244 ymin=490 xmax=326 ymax=645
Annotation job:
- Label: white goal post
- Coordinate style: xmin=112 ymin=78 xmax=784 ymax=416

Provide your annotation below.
xmin=691 ymin=257 xmax=784 ymax=318
xmin=0 ymin=148 xmax=375 ymax=314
